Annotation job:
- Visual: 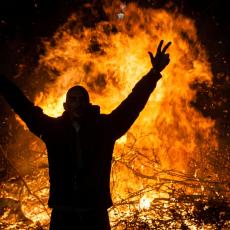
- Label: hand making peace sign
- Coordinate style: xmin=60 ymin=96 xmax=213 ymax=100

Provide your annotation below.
xmin=148 ymin=40 xmax=171 ymax=73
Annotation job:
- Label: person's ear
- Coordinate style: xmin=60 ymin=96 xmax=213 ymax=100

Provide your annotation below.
xmin=63 ymin=102 xmax=67 ymax=111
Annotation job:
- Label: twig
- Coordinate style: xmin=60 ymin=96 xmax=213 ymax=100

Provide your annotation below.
xmin=0 ymin=144 xmax=50 ymax=219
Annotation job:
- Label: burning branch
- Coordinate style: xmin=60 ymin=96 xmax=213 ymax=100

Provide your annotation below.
xmin=0 ymin=145 xmax=50 ymax=227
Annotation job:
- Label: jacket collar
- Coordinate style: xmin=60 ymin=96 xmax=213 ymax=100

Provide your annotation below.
xmin=61 ymin=104 xmax=100 ymax=125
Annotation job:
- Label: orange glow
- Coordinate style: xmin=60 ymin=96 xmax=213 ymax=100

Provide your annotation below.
xmin=9 ymin=1 xmax=221 ymax=228
xmin=35 ymin=2 xmax=217 ymax=175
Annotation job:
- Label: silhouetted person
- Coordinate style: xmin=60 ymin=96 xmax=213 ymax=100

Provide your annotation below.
xmin=0 ymin=40 xmax=171 ymax=230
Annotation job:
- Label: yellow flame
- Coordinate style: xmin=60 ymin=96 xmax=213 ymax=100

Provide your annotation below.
xmin=139 ymin=196 xmax=151 ymax=210
xmin=116 ymin=134 xmax=127 ymax=145
xmin=33 ymin=1 xmax=218 ymax=203
xmin=12 ymin=2 xmax=220 ymax=227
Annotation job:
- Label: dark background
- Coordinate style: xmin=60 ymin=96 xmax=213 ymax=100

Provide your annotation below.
xmin=0 ymin=0 xmax=229 ymax=144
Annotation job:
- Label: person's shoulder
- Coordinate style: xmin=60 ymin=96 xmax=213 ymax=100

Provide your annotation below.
xmin=98 ymin=113 xmax=112 ymax=128
xmin=99 ymin=113 xmax=109 ymax=120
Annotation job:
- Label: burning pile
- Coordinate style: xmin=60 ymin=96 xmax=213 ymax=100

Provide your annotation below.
xmin=1 ymin=1 xmax=229 ymax=229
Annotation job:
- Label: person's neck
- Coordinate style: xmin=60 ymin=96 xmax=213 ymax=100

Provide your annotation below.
xmin=65 ymin=112 xmax=82 ymax=123
xmin=72 ymin=116 xmax=82 ymax=123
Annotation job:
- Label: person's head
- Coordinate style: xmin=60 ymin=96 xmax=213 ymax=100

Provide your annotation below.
xmin=63 ymin=85 xmax=90 ymax=119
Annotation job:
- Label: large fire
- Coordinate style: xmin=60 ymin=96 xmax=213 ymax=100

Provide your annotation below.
xmin=1 ymin=2 xmax=229 ymax=229
xmin=36 ymin=2 xmax=217 ymax=171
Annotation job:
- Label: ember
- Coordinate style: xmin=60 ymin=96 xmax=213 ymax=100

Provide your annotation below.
xmin=0 ymin=1 xmax=229 ymax=229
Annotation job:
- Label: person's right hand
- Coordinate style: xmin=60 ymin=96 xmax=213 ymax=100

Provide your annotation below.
xmin=148 ymin=40 xmax=171 ymax=73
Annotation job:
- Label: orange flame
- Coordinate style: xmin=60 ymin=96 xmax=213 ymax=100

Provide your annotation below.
xmin=36 ymin=3 xmax=217 ymax=167
xmin=14 ymin=2 xmax=219 ymax=226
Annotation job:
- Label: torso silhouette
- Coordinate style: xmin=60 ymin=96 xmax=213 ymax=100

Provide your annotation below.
xmin=0 ymin=68 xmax=160 ymax=209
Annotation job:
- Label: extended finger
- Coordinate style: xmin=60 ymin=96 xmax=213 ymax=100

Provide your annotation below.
xmin=162 ymin=42 xmax=172 ymax=53
xmin=148 ymin=51 xmax=155 ymax=61
xmin=157 ymin=40 xmax=164 ymax=55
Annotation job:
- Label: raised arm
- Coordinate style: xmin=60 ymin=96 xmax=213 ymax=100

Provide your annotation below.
xmin=0 ymin=74 xmax=53 ymax=137
xmin=107 ymin=40 xmax=171 ymax=140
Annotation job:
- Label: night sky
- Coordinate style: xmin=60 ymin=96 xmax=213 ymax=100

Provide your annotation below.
xmin=0 ymin=0 xmax=229 ymax=144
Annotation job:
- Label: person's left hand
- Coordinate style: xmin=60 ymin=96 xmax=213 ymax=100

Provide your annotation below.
xmin=148 ymin=40 xmax=171 ymax=73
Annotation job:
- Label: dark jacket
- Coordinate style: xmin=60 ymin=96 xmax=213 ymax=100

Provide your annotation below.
xmin=0 ymin=69 xmax=160 ymax=209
